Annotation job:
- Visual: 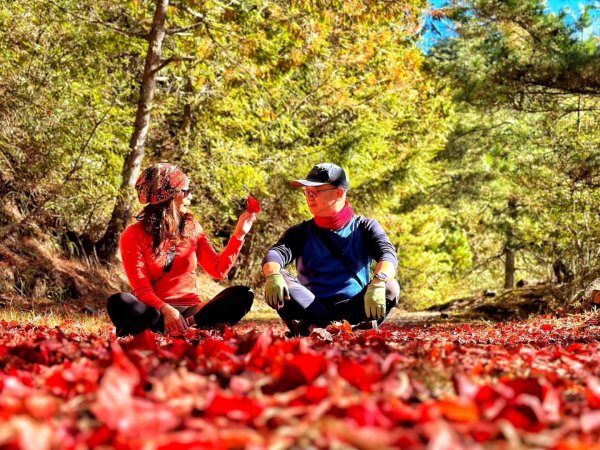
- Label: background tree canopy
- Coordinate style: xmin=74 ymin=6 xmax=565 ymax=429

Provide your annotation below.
xmin=0 ymin=0 xmax=599 ymax=309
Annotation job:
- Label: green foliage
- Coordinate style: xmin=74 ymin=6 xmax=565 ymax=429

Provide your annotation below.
xmin=139 ymin=0 xmax=454 ymax=292
xmin=421 ymin=0 xmax=600 ymax=301
xmin=437 ymin=0 xmax=600 ymax=100
xmin=8 ymin=0 xmax=600 ymax=311
xmin=0 ymin=0 xmax=139 ymax=237
xmin=1 ymin=0 xmax=462 ymax=306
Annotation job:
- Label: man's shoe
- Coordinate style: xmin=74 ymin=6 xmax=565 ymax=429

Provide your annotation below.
xmin=352 ymin=320 xmax=379 ymax=331
xmin=285 ymin=319 xmax=310 ymax=337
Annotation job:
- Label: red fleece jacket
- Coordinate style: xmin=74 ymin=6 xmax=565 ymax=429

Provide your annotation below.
xmin=119 ymin=220 xmax=244 ymax=310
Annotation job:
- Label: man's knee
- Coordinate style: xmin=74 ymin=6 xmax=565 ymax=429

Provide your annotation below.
xmin=280 ymin=269 xmax=316 ymax=307
xmin=386 ymin=279 xmax=400 ymax=306
xmin=386 ymin=279 xmax=400 ymax=298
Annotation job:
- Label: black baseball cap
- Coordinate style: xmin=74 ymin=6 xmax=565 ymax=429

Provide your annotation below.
xmin=291 ymin=163 xmax=350 ymax=191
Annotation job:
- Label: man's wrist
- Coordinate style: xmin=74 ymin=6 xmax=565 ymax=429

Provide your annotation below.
xmin=265 ymin=272 xmax=281 ymax=278
xmin=372 ymin=271 xmax=389 ymax=284
xmin=263 ymin=262 xmax=282 ymax=278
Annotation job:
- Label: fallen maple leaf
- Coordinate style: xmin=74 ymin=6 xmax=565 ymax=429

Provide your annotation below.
xmin=265 ymin=352 xmax=327 ymax=393
xmin=503 ymin=378 xmax=545 ymax=400
xmin=327 ymin=320 xmax=353 ymax=335
xmin=586 ymin=377 xmax=600 ymax=409
xmin=338 ymin=357 xmax=383 ymax=392
xmin=203 ymin=392 xmax=264 ymax=422
xmin=123 ymin=328 xmax=160 ymax=352
xmin=435 ymin=399 xmax=479 ymax=423
xmin=581 ymin=410 xmax=600 ymax=433
xmin=13 ymin=417 xmax=54 ymax=450
xmin=23 ymin=393 xmax=59 ymax=420
xmin=91 ymin=341 xmax=180 ymax=437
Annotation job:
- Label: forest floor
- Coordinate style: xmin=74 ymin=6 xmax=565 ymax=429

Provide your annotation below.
xmin=2 ymin=309 xmax=600 ymax=449
xmin=3 ymin=240 xmax=600 ymax=448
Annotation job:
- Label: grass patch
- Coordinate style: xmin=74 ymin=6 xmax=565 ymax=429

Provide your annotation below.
xmin=0 ymin=297 xmax=280 ymax=334
xmin=0 ymin=308 xmax=112 ymax=333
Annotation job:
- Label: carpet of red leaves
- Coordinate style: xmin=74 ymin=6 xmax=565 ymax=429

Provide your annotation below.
xmin=2 ymin=314 xmax=600 ymax=449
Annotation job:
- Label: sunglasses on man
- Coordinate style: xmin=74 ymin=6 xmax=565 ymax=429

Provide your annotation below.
xmin=303 ymin=187 xmax=338 ymax=198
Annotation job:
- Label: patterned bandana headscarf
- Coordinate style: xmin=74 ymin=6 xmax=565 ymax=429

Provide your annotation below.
xmin=135 ymin=163 xmax=189 ymax=205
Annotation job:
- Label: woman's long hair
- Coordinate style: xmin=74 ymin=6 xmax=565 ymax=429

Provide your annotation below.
xmin=136 ymin=198 xmax=193 ymax=255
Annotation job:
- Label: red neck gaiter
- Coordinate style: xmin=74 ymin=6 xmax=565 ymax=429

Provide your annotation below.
xmin=314 ymin=201 xmax=355 ymax=230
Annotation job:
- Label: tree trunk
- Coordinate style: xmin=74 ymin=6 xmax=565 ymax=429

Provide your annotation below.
xmin=504 ymin=247 xmax=516 ymax=289
xmin=95 ymin=0 xmax=169 ymax=261
xmin=504 ymin=196 xmax=518 ymax=289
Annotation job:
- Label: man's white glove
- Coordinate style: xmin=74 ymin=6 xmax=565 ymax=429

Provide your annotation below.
xmin=364 ymin=283 xmax=386 ymax=319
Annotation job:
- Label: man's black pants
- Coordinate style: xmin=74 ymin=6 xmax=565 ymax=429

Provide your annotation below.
xmin=276 ymin=270 xmax=399 ymax=331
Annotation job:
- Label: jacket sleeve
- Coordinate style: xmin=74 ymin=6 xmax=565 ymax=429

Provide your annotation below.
xmin=359 ymin=217 xmax=398 ymax=270
xmin=196 ymin=229 xmax=244 ymax=280
xmin=119 ymin=226 xmax=166 ymax=311
xmin=262 ymin=222 xmax=308 ymax=268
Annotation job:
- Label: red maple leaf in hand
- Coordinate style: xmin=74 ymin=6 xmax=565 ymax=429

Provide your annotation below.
xmin=247 ymin=195 xmax=261 ymax=214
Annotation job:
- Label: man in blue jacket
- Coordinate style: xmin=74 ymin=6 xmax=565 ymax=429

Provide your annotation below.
xmin=262 ymin=163 xmax=400 ymax=335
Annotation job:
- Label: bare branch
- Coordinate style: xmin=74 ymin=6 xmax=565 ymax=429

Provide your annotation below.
xmin=48 ymin=0 xmax=148 ymax=39
xmin=166 ymin=21 xmax=207 ymax=35
xmin=65 ymin=104 xmax=115 ymax=183
xmin=170 ymin=2 xmax=206 ymax=20
xmin=449 ymin=121 xmax=513 ymax=141
xmin=151 ymin=56 xmax=196 ymax=74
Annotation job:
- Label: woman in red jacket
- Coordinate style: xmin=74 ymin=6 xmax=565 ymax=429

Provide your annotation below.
xmin=107 ymin=163 xmax=256 ymax=336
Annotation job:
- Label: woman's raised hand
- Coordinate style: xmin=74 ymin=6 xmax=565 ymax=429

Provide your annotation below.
xmin=233 ymin=212 xmax=257 ymax=239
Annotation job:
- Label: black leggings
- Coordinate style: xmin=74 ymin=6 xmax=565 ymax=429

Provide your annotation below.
xmin=106 ymin=286 xmax=254 ymax=336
